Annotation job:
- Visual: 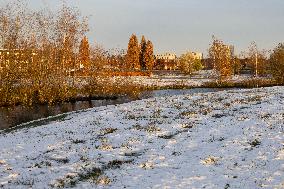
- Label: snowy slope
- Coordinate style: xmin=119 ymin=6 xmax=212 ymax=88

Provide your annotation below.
xmin=0 ymin=87 xmax=283 ymax=188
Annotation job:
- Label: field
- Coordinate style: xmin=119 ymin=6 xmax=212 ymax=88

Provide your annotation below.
xmin=0 ymin=86 xmax=283 ymax=188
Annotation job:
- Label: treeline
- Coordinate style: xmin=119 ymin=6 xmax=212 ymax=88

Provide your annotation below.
xmin=89 ymin=34 xmax=155 ymax=72
xmin=178 ymin=52 xmax=203 ymax=76
xmin=0 ymin=1 xmax=87 ymax=106
xmin=126 ymin=34 xmax=155 ymax=71
xmin=0 ymin=1 xmax=151 ymax=107
xmin=1 ymin=0 xmax=284 ymax=107
xmin=208 ymin=36 xmax=284 ymax=84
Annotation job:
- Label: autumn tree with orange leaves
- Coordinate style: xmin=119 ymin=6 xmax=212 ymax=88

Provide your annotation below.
xmin=145 ymin=40 xmax=155 ymax=71
xmin=79 ymin=36 xmax=91 ymax=73
xmin=0 ymin=0 xmax=89 ymax=106
xmin=126 ymin=34 xmax=140 ymax=70
xmin=209 ymin=37 xmax=233 ymax=81
xmin=139 ymin=35 xmax=147 ymax=70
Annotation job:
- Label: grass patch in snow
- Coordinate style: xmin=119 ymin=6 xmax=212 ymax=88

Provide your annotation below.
xmin=249 ymin=139 xmax=261 ymax=148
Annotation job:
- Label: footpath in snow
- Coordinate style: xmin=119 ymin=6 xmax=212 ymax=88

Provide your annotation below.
xmin=0 ymin=87 xmax=283 ymax=188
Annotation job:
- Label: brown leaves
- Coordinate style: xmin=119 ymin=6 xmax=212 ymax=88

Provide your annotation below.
xmin=209 ymin=37 xmax=233 ymax=81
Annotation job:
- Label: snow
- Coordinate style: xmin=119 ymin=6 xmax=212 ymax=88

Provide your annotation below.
xmin=129 ymin=75 xmax=211 ymax=87
xmin=126 ymin=70 xmax=214 ymax=87
xmin=0 ymin=87 xmax=284 ymax=188
xmin=112 ymin=70 xmax=268 ymax=88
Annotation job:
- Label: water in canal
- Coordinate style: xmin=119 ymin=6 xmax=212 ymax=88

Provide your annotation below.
xmin=0 ymin=88 xmax=235 ymax=130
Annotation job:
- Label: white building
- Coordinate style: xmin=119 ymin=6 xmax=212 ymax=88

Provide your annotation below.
xmin=188 ymin=52 xmax=203 ymax=60
xmin=155 ymin=53 xmax=177 ymax=62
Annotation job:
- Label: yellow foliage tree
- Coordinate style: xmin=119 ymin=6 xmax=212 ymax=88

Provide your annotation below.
xmin=269 ymin=43 xmax=284 ymax=84
xmin=179 ymin=52 xmax=203 ymax=76
xmin=139 ymin=35 xmax=147 ymax=70
xmin=209 ymin=37 xmax=233 ymax=81
xmin=79 ymin=36 xmax=90 ymax=73
xmin=145 ymin=40 xmax=155 ymax=71
xmin=126 ymin=34 xmax=140 ymax=71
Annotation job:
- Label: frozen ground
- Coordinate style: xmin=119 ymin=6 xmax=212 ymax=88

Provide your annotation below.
xmin=120 ymin=70 xmax=266 ymax=88
xmin=74 ymin=70 xmax=269 ymax=89
xmin=0 ymin=87 xmax=283 ymax=188
xmin=127 ymin=70 xmax=214 ymax=87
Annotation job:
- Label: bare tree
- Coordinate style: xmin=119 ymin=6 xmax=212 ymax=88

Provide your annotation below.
xmin=246 ymin=42 xmax=268 ymax=77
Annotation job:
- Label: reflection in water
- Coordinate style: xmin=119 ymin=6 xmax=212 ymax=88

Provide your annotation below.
xmin=0 ymin=88 xmax=237 ymax=130
xmin=139 ymin=88 xmax=230 ymax=99
xmin=0 ymin=98 xmax=132 ymax=130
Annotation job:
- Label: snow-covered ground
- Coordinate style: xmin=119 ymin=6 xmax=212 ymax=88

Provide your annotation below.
xmin=0 ymin=87 xmax=284 ymax=188
xmin=114 ymin=70 xmax=267 ymax=88
xmin=74 ymin=70 xmax=270 ymax=90
xmin=129 ymin=75 xmax=210 ymax=87
xmin=125 ymin=70 xmax=214 ymax=87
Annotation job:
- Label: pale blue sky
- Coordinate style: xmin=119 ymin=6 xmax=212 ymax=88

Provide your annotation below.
xmin=1 ymin=0 xmax=284 ymax=55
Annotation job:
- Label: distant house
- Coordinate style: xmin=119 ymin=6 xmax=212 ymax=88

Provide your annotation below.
xmin=154 ymin=53 xmax=177 ymax=70
xmin=188 ymin=52 xmax=203 ymax=60
xmin=155 ymin=53 xmax=177 ymax=61
xmin=0 ymin=49 xmax=37 ymax=69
